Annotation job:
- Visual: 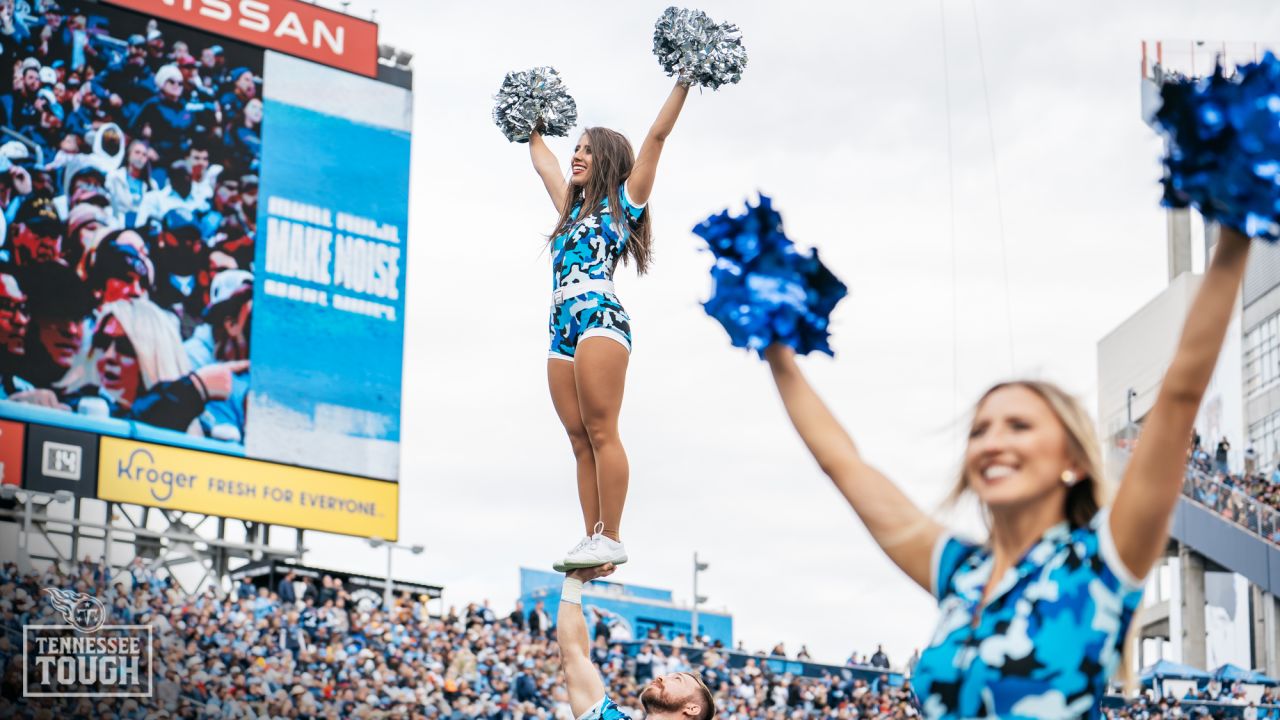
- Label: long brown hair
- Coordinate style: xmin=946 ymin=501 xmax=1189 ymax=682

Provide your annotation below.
xmin=550 ymin=127 xmax=654 ymax=274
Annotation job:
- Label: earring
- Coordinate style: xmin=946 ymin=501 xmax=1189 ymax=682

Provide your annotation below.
xmin=1061 ymin=470 xmax=1078 ymax=487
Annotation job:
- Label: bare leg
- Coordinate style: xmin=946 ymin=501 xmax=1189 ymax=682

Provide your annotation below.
xmin=574 ymin=337 xmax=630 ymax=542
xmin=548 ymin=358 xmax=599 ymax=535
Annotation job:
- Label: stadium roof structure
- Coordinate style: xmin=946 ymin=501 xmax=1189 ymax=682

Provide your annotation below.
xmin=231 ymin=557 xmax=442 ymax=603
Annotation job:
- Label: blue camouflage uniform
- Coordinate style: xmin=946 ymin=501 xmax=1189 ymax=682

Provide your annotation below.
xmin=577 ymin=696 xmax=632 ymax=720
xmin=913 ymin=508 xmax=1144 ymax=719
xmin=547 ymin=183 xmax=644 ymax=361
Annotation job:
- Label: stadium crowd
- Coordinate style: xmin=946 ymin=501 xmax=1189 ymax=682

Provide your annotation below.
xmin=1186 ymin=434 xmax=1280 ymax=543
xmin=0 ymin=1 xmax=258 ymax=442
xmin=1106 ymin=687 xmax=1280 ymax=719
xmin=0 ymin=558 xmax=922 ymax=720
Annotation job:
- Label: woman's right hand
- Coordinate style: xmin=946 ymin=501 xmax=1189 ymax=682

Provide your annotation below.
xmin=194 ymin=360 xmax=250 ymax=401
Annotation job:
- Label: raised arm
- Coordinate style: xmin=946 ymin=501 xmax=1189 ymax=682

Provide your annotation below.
xmin=625 ymin=81 xmax=689 ymax=207
xmin=557 ymin=565 xmax=616 ymax=718
xmin=530 ymin=131 xmax=569 ymax=214
xmin=1111 ymin=226 xmax=1251 ymax=579
xmin=765 ymin=345 xmax=944 ymax=592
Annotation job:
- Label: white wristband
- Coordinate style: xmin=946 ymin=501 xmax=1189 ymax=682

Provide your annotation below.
xmin=561 ymin=577 xmax=584 ymax=605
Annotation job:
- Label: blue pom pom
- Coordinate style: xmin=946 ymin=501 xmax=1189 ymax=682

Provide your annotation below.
xmin=1155 ymin=52 xmax=1280 ymax=240
xmin=694 ymin=194 xmax=848 ymax=357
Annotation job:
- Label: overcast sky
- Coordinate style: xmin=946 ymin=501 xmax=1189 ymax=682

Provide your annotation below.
xmin=290 ymin=0 xmax=1280 ymax=667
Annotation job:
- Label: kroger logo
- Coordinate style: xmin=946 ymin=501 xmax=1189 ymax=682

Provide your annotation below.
xmin=114 ymin=448 xmax=198 ymax=502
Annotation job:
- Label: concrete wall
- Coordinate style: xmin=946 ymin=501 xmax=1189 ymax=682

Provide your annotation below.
xmin=1097 ymin=273 xmax=1201 ymax=478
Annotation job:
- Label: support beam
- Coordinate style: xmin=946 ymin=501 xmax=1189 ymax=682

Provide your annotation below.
xmin=1254 ymin=585 xmax=1268 ymax=673
xmin=1167 ymin=207 xmax=1193 ymax=282
xmin=0 ymin=508 xmax=305 ymax=558
xmin=1180 ymin=543 xmax=1207 ymax=669
xmin=1268 ymin=592 xmax=1280 ymax=679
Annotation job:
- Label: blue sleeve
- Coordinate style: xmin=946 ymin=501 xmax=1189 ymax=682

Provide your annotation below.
xmin=617 ymin=182 xmax=646 ymax=223
xmin=577 ymin=696 xmax=632 ymax=720
xmin=932 ymin=534 xmax=978 ymax=602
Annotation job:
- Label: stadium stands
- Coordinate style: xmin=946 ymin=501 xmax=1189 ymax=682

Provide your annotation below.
xmin=0 ymin=559 xmax=919 ymax=719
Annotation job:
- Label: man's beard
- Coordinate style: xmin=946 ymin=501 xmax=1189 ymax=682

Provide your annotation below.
xmin=640 ymin=685 xmax=687 ymax=715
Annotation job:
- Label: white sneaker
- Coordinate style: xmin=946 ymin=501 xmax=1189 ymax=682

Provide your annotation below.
xmin=561 ymin=529 xmax=628 ymax=569
xmin=552 ymin=534 xmax=593 ymax=573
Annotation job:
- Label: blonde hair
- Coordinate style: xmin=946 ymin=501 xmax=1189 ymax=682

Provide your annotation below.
xmin=947 ymin=379 xmax=1139 ymax=692
xmin=948 ymin=380 xmax=1112 ymax=527
xmin=78 ymin=298 xmax=190 ymax=392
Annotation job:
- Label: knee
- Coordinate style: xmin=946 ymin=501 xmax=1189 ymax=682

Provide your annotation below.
xmin=582 ymin=416 xmax=618 ymax=450
xmin=566 ymin=427 xmax=593 ymax=457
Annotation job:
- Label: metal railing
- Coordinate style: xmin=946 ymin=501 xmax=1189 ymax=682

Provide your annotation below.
xmin=1182 ymin=462 xmax=1280 ymax=545
xmin=614 ymin=640 xmax=906 ymax=687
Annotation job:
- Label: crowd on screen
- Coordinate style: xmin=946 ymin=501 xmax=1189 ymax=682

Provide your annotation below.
xmin=0 ymin=0 xmax=259 ymax=443
xmin=0 ymin=559 xmax=922 ymax=719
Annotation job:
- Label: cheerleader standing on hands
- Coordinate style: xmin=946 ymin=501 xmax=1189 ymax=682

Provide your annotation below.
xmin=528 ymin=80 xmax=690 ymax=571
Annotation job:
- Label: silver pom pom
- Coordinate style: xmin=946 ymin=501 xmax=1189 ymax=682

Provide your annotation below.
xmin=492 ymin=66 xmax=578 ymax=144
xmin=653 ymin=6 xmax=747 ymax=90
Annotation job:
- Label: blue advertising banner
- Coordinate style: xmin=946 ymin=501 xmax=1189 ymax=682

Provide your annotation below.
xmin=248 ymin=51 xmax=411 ymax=481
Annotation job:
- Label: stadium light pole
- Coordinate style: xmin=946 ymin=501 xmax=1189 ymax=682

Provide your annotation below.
xmin=368 ymin=537 xmax=425 ymax=610
xmin=692 ymin=552 xmax=709 ymax=645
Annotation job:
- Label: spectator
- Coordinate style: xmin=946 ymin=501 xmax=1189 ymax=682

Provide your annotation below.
xmin=237 ymin=173 xmax=258 ymax=236
xmin=62 ymin=201 xmax=109 ymax=271
xmin=870 ymin=644 xmax=890 ymax=669
xmin=184 ymin=268 xmax=249 ymax=369
xmin=149 ymin=208 xmax=210 ymax=335
xmin=185 ymin=140 xmax=221 ymax=204
xmin=528 ymin=600 xmax=550 ymax=638
xmin=3 ymin=58 xmax=44 ymax=131
xmin=593 ymin=610 xmax=611 ymax=645
xmin=130 ymin=64 xmax=195 ymax=166
xmin=9 ymin=192 xmax=63 ymax=265
xmin=18 ymin=260 xmax=91 ymax=390
xmin=199 ymin=44 xmax=226 ymax=89
xmin=0 ymin=269 xmax=32 ymax=397
xmin=277 ymin=571 xmax=297 ymax=606
xmin=635 ymin=643 xmax=654 ymax=684
xmin=136 ymin=159 xmax=205 ymax=227
xmin=218 ymin=67 xmax=255 ymax=130
xmin=106 ymin=137 xmax=158 ymax=223
xmin=224 ymin=97 xmax=260 ymax=174
xmin=52 ymin=164 xmax=107 ymax=219
xmin=66 ymin=297 xmax=244 ymax=431
xmin=102 ymin=33 xmax=156 ymax=118
xmin=1217 ymin=437 xmax=1231 ymax=474
xmin=84 ymin=229 xmax=153 ymax=303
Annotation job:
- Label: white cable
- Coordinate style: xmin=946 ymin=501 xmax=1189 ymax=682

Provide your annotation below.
xmin=969 ymin=0 xmax=1016 ymax=376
